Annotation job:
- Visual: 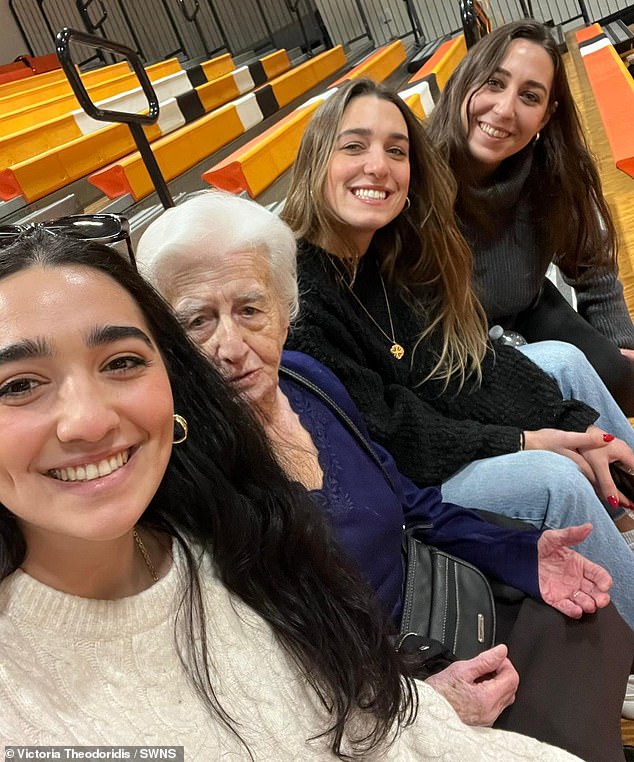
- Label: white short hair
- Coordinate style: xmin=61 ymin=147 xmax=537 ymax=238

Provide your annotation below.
xmin=136 ymin=190 xmax=299 ymax=321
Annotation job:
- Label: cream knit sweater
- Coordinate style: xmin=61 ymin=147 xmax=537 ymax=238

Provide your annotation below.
xmin=0 ymin=544 xmax=578 ymax=761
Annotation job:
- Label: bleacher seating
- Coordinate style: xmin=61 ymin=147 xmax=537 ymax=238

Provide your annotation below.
xmin=87 ymin=45 xmax=347 ymax=203
xmin=0 ymin=59 xmax=181 ymax=137
xmin=0 ymin=50 xmax=284 ymax=204
xmin=0 ymin=53 xmax=60 ymax=87
xmin=201 ymin=41 xmax=406 ymax=198
xmin=576 ymin=24 xmax=634 ymax=179
xmin=408 ymin=34 xmax=466 ymax=99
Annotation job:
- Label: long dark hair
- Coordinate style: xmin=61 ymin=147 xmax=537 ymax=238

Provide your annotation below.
xmin=282 ymin=77 xmax=487 ymax=387
xmin=426 ymin=20 xmax=617 ymax=276
xmin=0 ymin=231 xmax=416 ymax=758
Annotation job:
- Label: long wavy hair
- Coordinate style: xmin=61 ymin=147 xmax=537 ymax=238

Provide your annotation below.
xmin=0 ymin=231 xmax=417 ymax=759
xmin=426 ymin=20 xmax=617 ymax=276
xmin=282 ymin=78 xmax=488 ymax=387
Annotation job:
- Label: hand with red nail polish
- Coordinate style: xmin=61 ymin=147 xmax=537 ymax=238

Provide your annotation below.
xmin=576 ymin=426 xmax=634 ymax=508
xmin=523 ymin=425 xmax=634 ymax=506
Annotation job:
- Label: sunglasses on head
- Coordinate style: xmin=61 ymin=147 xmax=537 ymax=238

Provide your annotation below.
xmin=0 ymin=214 xmax=136 ymax=268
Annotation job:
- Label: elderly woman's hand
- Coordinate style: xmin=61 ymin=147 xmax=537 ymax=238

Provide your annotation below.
xmin=425 ymin=644 xmax=518 ymax=726
xmin=537 ymin=524 xmax=612 ymax=617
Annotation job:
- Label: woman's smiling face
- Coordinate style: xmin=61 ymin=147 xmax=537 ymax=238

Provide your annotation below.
xmin=463 ymin=38 xmax=555 ymax=177
xmin=0 ymin=264 xmax=174 ymax=553
xmin=325 ymin=94 xmax=410 ymax=256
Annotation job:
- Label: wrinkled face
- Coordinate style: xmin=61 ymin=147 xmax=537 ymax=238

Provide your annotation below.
xmin=325 ymin=95 xmax=410 ymax=256
xmin=0 ymin=265 xmax=174 ymax=550
xmin=463 ymin=39 xmax=555 ymax=177
xmin=160 ymin=249 xmax=288 ymax=413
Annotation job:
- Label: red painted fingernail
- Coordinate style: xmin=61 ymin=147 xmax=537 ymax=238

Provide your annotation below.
xmin=607 ymin=495 xmax=619 ymax=507
xmin=603 ymin=433 xmax=615 ymax=442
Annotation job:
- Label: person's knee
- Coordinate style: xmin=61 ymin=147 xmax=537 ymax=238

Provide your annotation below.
xmin=521 ymin=340 xmax=590 ymax=378
xmin=534 ymin=451 xmax=610 ymax=526
xmin=444 ymin=451 xmax=589 ymax=527
xmin=502 ymin=451 xmax=598 ymax=528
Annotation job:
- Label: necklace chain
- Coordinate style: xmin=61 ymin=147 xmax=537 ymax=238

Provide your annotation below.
xmin=133 ymin=529 xmax=159 ymax=582
xmin=329 ymin=256 xmax=405 ymax=360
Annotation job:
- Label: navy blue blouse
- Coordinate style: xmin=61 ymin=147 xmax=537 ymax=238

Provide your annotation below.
xmin=280 ymin=351 xmax=541 ymax=623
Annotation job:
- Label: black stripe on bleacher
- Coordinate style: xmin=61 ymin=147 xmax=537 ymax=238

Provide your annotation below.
xmin=417 ymin=73 xmax=440 ymax=104
xmin=176 ymin=89 xmax=206 ymax=124
xmin=255 ymin=85 xmax=279 ymax=119
xmin=186 ymin=65 xmax=207 ymax=88
xmin=578 ymin=33 xmax=608 ymax=50
xmin=249 ymin=60 xmax=267 ymax=87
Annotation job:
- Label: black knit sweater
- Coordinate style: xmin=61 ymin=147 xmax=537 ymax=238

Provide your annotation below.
xmin=287 ymin=240 xmax=599 ymax=487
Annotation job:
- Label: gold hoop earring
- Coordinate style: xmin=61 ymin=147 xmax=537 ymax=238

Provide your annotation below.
xmin=173 ymin=414 xmax=188 ymax=445
xmin=403 ymin=196 xmax=411 ymax=212
xmin=534 ymin=131 xmax=540 ymax=143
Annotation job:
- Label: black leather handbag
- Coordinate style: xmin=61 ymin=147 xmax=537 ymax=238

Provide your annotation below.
xmin=399 ymin=533 xmax=496 ymax=660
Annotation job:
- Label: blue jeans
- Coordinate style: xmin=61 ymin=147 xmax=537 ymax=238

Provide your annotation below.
xmin=442 ymin=341 xmax=634 ymax=630
xmin=519 ymin=340 xmax=634 ymax=448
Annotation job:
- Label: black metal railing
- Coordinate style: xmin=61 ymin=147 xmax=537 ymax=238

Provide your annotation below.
xmin=57 ymin=27 xmax=175 ymax=208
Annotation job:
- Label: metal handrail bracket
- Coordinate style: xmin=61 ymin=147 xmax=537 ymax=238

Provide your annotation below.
xmin=56 ymin=27 xmax=174 ymax=209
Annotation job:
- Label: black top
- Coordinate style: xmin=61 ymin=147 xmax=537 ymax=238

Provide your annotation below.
xmin=286 ymin=239 xmax=598 ymax=487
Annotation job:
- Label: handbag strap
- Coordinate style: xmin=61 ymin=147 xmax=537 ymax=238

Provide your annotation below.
xmin=279 ymin=365 xmax=399 ymax=493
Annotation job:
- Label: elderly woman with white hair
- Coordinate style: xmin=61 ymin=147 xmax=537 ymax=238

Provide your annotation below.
xmin=136 ymin=191 xmax=633 ymax=761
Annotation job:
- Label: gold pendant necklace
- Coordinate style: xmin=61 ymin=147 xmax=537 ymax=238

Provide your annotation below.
xmin=329 ymin=256 xmax=405 ymax=360
xmin=133 ymin=528 xmax=159 ymax=582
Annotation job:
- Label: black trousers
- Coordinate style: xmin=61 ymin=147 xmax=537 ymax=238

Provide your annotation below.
xmin=509 ymin=279 xmax=634 ymax=416
xmin=478 ymin=510 xmax=634 ymax=761
xmin=494 ymin=598 xmax=633 ymax=762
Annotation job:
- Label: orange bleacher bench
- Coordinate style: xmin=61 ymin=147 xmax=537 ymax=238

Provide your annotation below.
xmin=0 ymin=120 xmax=163 ymax=203
xmin=0 ymin=58 xmax=182 ymax=136
xmin=262 ymin=49 xmax=292 ymax=80
xmin=0 ymin=61 xmax=190 ymax=170
xmin=0 ymin=49 xmax=292 ymax=203
xmin=196 ymin=51 xmax=290 ymax=113
xmin=408 ymin=34 xmax=466 ymax=100
xmin=0 ymin=53 xmax=59 ymax=87
xmin=0 ymin=60 xmax=132 ymax=101
xmin=0 ymin=64 xmax=32 ymax=87
xmin=0 ymin=59 xmax=131 ymax=106
xmin=577 ymin=24 xmax=634 ymax=179
xmin=87 ymin=45 xmax=346 ymax=203
xmin=332 ymin=39 xmax=406 ymax=85
xmin=0 ymin=63 xmax=211 ymax=169
xmin=202 ymin=100 xmax=322 ymax=197
xmin=202 ymin=41 xmax=405 ymax=198
xmin=15 ymin=53 xmax=60 ymax=74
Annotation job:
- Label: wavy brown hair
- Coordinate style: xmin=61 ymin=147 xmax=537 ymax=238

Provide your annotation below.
xmin=282 ymin=78 xmax=488 ymax=386
xmin=426 ymin=20 xmax=618 ymax=277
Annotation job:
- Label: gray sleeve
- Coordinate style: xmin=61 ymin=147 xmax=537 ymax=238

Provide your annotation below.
xmin=562 ymin=265 xmax=634 ymax=348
